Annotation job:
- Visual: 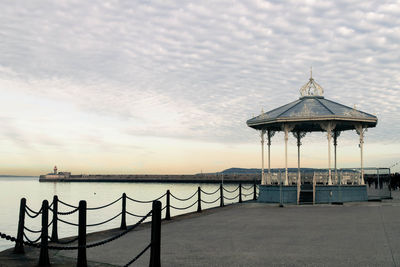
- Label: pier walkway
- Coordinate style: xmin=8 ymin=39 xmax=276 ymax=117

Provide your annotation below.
xmin=0 ymin=192 xmax=400 ymax=267
xmin=1 ymin=191 xmax=400 ymax=266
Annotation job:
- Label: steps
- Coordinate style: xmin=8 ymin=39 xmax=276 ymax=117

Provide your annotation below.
xmin=299 ymin=184 xmax=313 ymax=204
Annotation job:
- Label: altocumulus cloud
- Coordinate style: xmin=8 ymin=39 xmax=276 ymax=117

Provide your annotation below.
xmin=0 ymin=0 xmax=399 ymax=146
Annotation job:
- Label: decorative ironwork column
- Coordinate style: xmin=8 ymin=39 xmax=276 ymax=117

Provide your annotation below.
xmin=282 ymin=124 xmax=294 ymax=186
xmin=260 ymin=129 xmax=266 ymax=185
xmin=333 ymin=131 xmax=341 ymax=184
xmin=267 ymin=130 xmax=275 ymax=185
xmin=321 ymin=122 xmax=336 ymax=185
xmin=293 ymin=131 xmax=306 ymax=203
xmin=355 ymin=124 xmax=366 ymax=185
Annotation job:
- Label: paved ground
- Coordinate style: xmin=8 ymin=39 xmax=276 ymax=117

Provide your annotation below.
xmin=1 ymin=191 xmax=400 ymax=266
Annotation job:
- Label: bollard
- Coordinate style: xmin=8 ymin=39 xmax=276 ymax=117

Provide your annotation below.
xmin=220 ymin=184 xmax=224 ymax=207
xmin=165 ymin=190 xmax=171 ymax=220
xmin=253 ymin=183 xmax=257 ymax=201
xmin=197 ymin=187 xmax=202 ymax=212
xmin=51 ymin=195 xmax=59 ymax=242
xmin=149 ymin=201 xmax=161 ymax=267
xmin=120 ymin=193 xmax=127 ymax=230
xmin=77 ymin=201 xmax=87 ymax=267
xmin=38 ymin=200 xmax=50 ymax=267
xmin=239 ymin=184 xmax=242 ymax=203
xmin=13 ymin=198 xmax=26 ymax=254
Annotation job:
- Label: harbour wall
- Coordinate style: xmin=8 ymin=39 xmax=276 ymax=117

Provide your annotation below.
xmin=39 ymin=174 xmax=261 ymax=183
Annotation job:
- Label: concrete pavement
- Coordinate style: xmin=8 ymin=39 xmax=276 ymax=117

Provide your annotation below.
xmin=1 ymin=191 xmax=400 ymax=266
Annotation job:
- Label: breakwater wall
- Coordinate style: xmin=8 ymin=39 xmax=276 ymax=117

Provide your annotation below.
xmin=39 ymin=174 xmax=261 ymax=183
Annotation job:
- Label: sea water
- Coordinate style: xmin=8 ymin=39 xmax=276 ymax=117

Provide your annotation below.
xmin=0 ymin=177 xmax=253 ymax=251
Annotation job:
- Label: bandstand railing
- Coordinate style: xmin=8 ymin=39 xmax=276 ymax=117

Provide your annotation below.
xmin=0 ymin=183 xmax=258 ymax=266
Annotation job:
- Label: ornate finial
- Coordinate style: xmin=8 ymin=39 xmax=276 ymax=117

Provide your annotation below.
xmin=299 ymin=70 xmax=324 ymax=97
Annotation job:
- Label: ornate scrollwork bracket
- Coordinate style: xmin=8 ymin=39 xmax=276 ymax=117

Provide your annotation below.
xmin=292 ymin=131 xmax=307 ymax=146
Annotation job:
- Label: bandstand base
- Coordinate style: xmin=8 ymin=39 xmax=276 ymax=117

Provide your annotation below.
xmin=258 ymin=185 xmax=368 ymax=204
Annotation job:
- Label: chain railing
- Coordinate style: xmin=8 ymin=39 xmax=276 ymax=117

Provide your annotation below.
xmin=1 ymin=183 xmax=258 ymax=266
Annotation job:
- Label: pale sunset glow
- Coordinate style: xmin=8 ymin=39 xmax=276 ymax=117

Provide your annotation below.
xmin=0 ymin=1 xmax=399 ymax=175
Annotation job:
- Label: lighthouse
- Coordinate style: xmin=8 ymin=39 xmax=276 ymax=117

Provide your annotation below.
xmin=54 ymin=165 xmax=58 ymax=175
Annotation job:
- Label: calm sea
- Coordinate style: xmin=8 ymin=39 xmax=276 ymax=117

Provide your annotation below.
xmin=0 ymin=177 xmax=253 ymax=251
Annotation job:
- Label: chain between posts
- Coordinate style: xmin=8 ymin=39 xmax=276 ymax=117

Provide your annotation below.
xmin=201 ymin=197 xmax=221 ymax=204
xmin=86 ymin=196 xmax=122 ymax=211
xmin=170 ymin=191 xmax=197 ymax=201
xmin=170 ymin=201 xmax=198 ymax=210
xmin=223 ymin=186 xmax=240 ymax=193
xmin=241 ymin=185 xmax=254 ymax=190
xmin=200 ymin=187 xmax=220 ymax=195
xmin=126 ymin=193 xmax=166 ymax=204
xmin=5 ymin=184 xmax=248 ymax=265
xmin=224 ymin=195 xmax=239 ymax=201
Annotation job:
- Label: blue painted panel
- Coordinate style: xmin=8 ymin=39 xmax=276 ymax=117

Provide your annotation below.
xmin=258 ymin=185 xmax=367 ymax=204
xmin=258 ymin=185 xmax=297 ymax=204
xmin=316 ymin=185 xmax=367 ymax=203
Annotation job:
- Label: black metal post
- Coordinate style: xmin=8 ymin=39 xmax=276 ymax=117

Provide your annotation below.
xmin=51 ymin=195 xmax=58 ymax=242
xmin=13 ymin=198 xmax=26 ymax=254
xmin=166 ymin=190 xmax=171 ymax=220
xmin=38 ymin=200 xmax=50 ymax=267
xmin=239 ymin=184 xmax=242 ymax=203
xmin=253 ymin=183 xmax=257 ymax=200
xmin=197 ymin=187 xmax=201 ymax=212
xmin=220 ymin=184 xmax=224 ymax=207
xmin=77 ymin=200 xmax=87 ymax=267
xmin=120 ymin=193 xmax=127 ymax=230
xmin=149 ymin=200 xmax=161 ymax=267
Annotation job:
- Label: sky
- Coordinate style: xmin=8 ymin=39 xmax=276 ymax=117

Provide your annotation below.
xmin=0 ymin=0 xmax=399 ymax=175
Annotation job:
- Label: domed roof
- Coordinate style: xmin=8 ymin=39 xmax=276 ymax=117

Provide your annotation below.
xmin=246 ymin=76 xmax=378 ymax=132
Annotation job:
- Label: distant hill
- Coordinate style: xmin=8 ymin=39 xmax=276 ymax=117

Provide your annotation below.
xmin=220 ymin=167 xmax=318 ymax=174
xmin=216 ymin=167 xmax=358 ymax=174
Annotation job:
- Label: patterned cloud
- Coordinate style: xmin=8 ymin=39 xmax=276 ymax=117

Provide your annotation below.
xmin=0 ymin=0 xmax=399 ymax=173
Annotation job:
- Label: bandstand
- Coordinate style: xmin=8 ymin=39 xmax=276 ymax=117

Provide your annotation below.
xmin=246 ymin=73 xmax=378 ymax=204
